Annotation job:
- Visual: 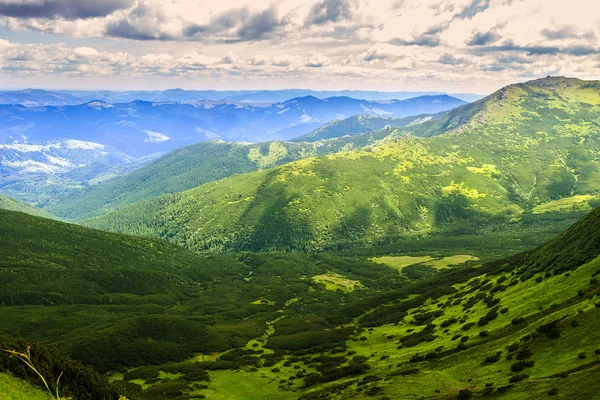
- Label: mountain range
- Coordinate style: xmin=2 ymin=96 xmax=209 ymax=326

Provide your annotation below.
xmin=0 ymin=88 xmax=482 ymax=106
xmin=80 ymin=77 xmax=600 ymax=252
xmin=2 ymin=76 xmax=600 ymax=400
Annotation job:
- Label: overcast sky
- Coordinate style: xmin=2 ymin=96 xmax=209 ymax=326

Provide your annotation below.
xmin=0 ymin=0 xmax=598 ymax=93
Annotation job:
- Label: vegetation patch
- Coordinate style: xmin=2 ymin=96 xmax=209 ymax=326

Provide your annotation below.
xmin=312 ymin=273 xmax=362 ymax=292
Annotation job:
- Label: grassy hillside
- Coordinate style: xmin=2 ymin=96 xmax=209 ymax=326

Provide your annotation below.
xmin=0 ymin=330 xmax=130 ymax=400
xmin=0 ymin=372 xmax=52 ymax=400
xmin=290 ymin=114 xmax=423 ymax=142
xmin=112 ymin=206 xmax=600 ymax=399
xmin=0 ymin=209 xmax=410 ymax=396
xmin=0 ymin=195 xmax=57 ymax=219
xmin=3 ymin=197 xmax=600 ymax=398
xmin=82 ymin=77 xmax=600 ymax=252
xmin=47 ymin=130 xmax=402 ymax=221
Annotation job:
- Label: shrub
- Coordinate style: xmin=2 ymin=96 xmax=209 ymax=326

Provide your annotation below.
xmin=548 ymin=388 xmax=559 ymax=396
xmin=461 ymin=322 xmax=475 ymax=331
xmin=122 ymin=365 xmax=159 ymax=382
xmin=477 ymin=307 xmax=499 ymax=326
xmin=509 ymin=374 xmax=528 ymax=383
xmin=515 ymin=348 xmax=533 ymax=360
xmin=511 ymin=360 xmax=534 ymax=372
xmin=457 ymin=389 xmax=473 ymax=399
xmin=482 ymin=352 xmax=501 ymax=365
xmin=538 ymin=320 xmax=561 ymax=339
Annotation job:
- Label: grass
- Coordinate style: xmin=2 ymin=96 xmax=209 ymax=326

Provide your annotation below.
xmin=371 ymin=254 xmax=479 ymax=272
xmin=200 ymin=370 xmax=298 ymax=400
xmin=0 ymin=372 xmax=52 ymax=400
xmin=312 ymin=273 xmax=362 ymax=292
xmin=425 ymin=255 xmax=480 ymax=268
xmin=532 ymin=194 xmax=595 ymax=214
xmin=370 ymin=256 xmax=435 ymax=271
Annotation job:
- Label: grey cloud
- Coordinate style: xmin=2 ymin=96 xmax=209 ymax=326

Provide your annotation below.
xmin=541 ymin=26 xmax=596 ymax=40
xmin=390 ymin=34 xmax=440 ymax=47
xmin=305 ymin=0 xmax=353 ymax=26
xmin=454 ymin=0 xmax=490 ymax=19
xmin=389 ymin=22 xmax=448 ymax=47
xmin=438 ymin=54 xmax=464 ymax=65
xmin=362 ymin=48 xmax=387 ymax=62
xmin=467 ymin=30 xmax=500 ymax=46
xmin=105 ymin=4 xmax=171 ymax=40
xmin=565 ymin=45 xmax=597 ymax=56
xmin=183 ymin=7 xmax=251 ymax=37
xmin=469 ymin=40 xmax=597 ymax=57
xmin=183 ymin=6 xmax=282 ymax=42
xmin=496 ymin=54 xmax=534 ymax=64
xmin=236 ymin=7 xmax=280 ymax=41
xmin=0 ymin=0 xmax=132 ymax=20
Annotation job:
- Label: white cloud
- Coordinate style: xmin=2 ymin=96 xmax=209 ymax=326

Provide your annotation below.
xmin=0 ymin=0 xmax=598 ymax=92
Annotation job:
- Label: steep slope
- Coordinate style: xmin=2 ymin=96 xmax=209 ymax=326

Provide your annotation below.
xmin=0 ymin=194 xmax=57 ymax=219
xmin=290 ymin=114 xmax=425 ymax=142
xmin=0 ymin=331 xmax=129 ymax=400
xmin=83 ymin=77 xmax=600 ymax=252
xmin=0 ymin=208 xmax=409 ymax=397
xmin=4 ymin=198 xmax=600 ymax=399
xmin=46 ymin=129 xmax=403 ymax=221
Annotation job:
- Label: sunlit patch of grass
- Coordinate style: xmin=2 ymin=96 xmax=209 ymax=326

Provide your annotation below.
xmin=312 ymin=272 xmax=362 ymax=292
xmin=0 ymin=372 xmax=53 ymax=400
xmin=424 ymin=255 xmax=480 ymax=269
xmin=370 ymin=256 xmax=434 ymax=271
xmin=372 ymin=255 xmax=479 ymax=272
xmin=532 ymin=195 xmax=595 ymax=214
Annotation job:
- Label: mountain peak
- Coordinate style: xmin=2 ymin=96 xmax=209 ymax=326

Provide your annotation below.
xmin=519 ymin=75 xmax=585 ymax=88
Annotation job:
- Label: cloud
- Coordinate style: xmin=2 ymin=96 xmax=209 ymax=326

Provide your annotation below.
xmin=182 ymin=6 xmax=284 ymax=42
xmin=221 ymin=52 xmax=238 ymax=64
xmin=183 ymin=7 xmax=250 ymax=37
xmin=466 ymin=30 xmax=501 ymax=46
xmin=438 ymin=54 xmax=464 ymax=65
xmin=0 ymin=0 xmax=133 ymax=20
xmin=390 ymin=34 xmax=441 ymax=47
xmin=470 ymin=41 xmax=597 ymax=57
xmin=305 ymin=0 xmax=353 ymax=26
xmin=541 ymin=26 xmax=596 ymax=41
xmin=1 ymin=0 xmax=600 ymax=93
xmin=236 ymin=7 xmax=281 ymax=41
xmin=361 ymin=47 xmax=388 ymax=62
xmin=454 ymin=0 xmax=491 ymax=19
xmin=305 ymin=51 xmax=330 ymax=67
xmin=104 ymin=3 xmax=174 ymax=40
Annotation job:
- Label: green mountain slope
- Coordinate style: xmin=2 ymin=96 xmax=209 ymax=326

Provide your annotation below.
xmin=83 ymin=77 xmax=600 ymax=252
xmin=0 ymin=194 xmax=57 ymax=219
xmin=290 ymin=114 xmax=423 ymax=142
xmin=46 ymin=131 xmax=401 ymax=221
xmin=3 ymin=194 xmax=600 ymax=398
xmin=199 ymin=206 xmax=600 ymax=400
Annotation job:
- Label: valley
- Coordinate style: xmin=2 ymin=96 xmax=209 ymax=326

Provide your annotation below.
xmin=1 ymin=68 xmax=600 ymax=400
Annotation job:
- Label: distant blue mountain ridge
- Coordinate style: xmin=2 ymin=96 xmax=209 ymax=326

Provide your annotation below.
xmin=0 ymin=88 xmax=482 ymax=106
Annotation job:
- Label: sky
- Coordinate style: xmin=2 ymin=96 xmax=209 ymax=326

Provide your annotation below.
xmin=0 ymin=0 xmax=599 ymax=93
